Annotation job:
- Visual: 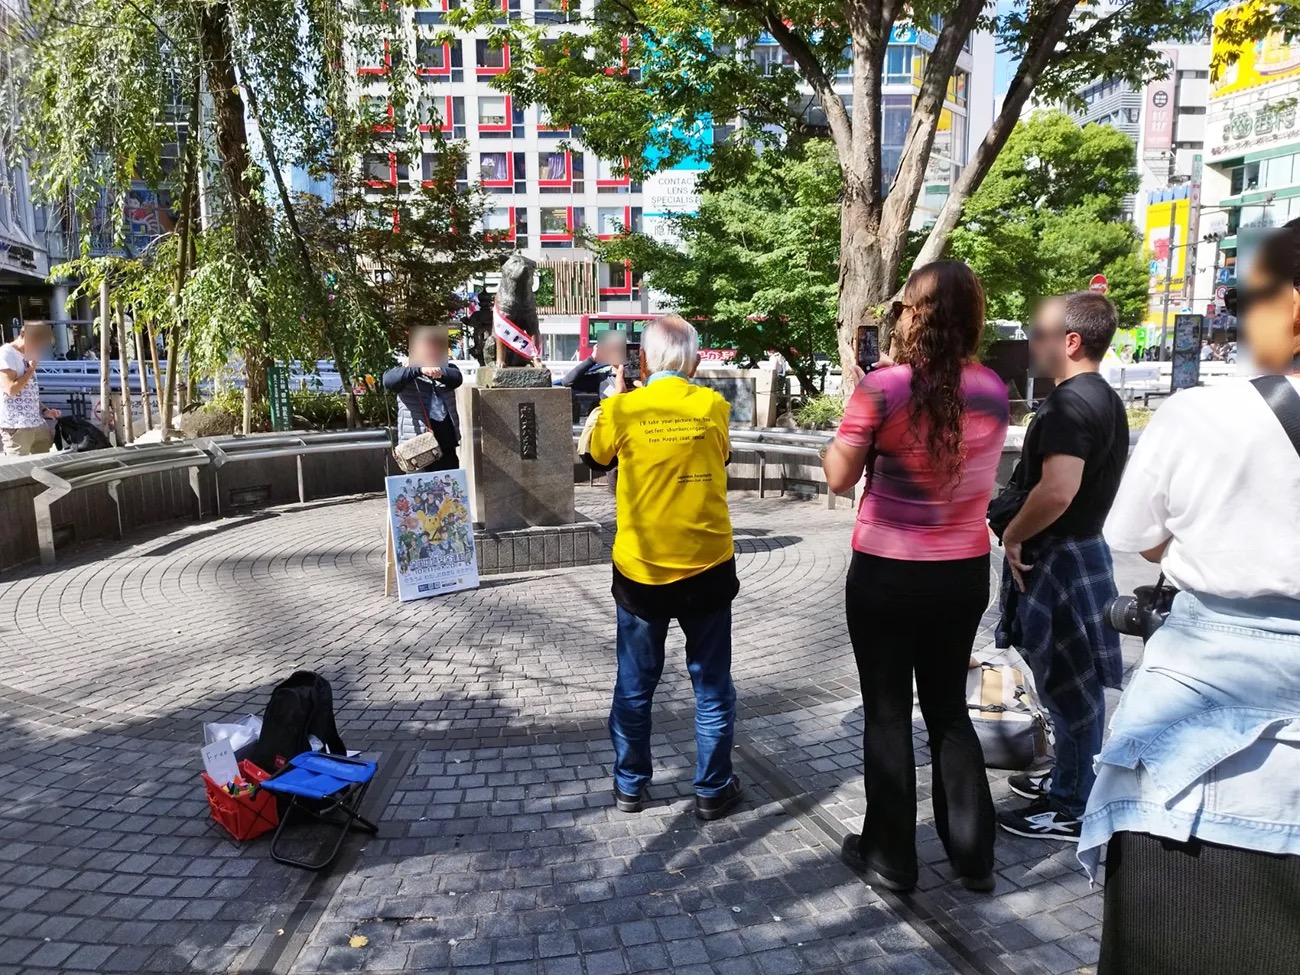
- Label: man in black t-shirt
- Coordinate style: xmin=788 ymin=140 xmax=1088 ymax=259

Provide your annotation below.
xmin=995 ymin=292 xmax=1127 ymax=842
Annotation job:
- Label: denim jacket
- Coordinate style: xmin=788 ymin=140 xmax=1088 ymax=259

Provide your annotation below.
xmin=1079 ymin=590 xmax=1300 ymax=879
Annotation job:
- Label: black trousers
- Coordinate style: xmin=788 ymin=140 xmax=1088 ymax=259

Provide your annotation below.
xmin=845 ymin=551 xmax=995 ymax=884
xmin=423 ymin=448 xmax=460 ymax=473
xmin=1100 ymin=831 xmax=1300 ymax=975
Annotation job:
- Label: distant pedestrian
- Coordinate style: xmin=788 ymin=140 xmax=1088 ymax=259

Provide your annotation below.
xmin=383 ymin=325 xmax=463 ymax=472
xmin=823 ymin=260 xmax=1010 ymax=893
xmin=586 ymin=315 xmax=743 ymax=822
xmin=994 ymin=292 xmax=1127 ymax=843
xmin=1 ymin=321 xmax=60 ymax=456
xmin=1082 ymin=219 xmax=1300 ymax=975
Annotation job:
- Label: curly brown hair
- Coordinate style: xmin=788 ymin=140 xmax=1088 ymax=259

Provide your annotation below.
xmin=893 ymin=260 xmax=985 ymax=488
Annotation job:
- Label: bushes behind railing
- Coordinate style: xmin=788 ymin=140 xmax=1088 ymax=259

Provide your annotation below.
xmin=180 ymin=387 xmax=398 ymax=437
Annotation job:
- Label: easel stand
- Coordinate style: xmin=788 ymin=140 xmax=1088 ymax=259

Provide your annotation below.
xmin=384 ymin=514 xmax=396 ymax=598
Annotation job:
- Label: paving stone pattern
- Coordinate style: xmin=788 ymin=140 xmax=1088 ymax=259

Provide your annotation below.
xmin=0 ymin=488 xmax=1145 ymax=974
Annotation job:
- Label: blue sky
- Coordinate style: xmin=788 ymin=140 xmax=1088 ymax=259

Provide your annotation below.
xmin=993 ymin=0 xmax=1020 ymax=98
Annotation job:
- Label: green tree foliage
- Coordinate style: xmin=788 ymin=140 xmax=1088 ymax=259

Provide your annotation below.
xmin=946 ymin=111 xmax=1147 ymax=328
xmin=8 ymin=0 xmax=492 ymax=432
xmin=453 ymin=0 xmax=1208 ymax=373
xmin=278 ymin=146 xmax=498 ymax=383
xmin=599 ymin=140 xmax=840 ymax=393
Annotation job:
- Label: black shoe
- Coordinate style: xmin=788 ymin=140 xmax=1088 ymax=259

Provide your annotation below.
xmin=957 ymin=873 xmax=996 ymax=893
xmin=1007 ymin=768 xmax=1053 ymax=801
xmin=695 ymin=777 xmax=743 ymax=821
xmin=839 ymin=835 xmax=915 ymax=892
xmin=614 ymin=786 xmax=644 ymax=813
xmin=997 ymin=797 xmax=1081 ymax=843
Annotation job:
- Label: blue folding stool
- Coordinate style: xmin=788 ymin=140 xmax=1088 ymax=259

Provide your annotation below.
xmin=260 ymin=752 xmax=379 ymax=870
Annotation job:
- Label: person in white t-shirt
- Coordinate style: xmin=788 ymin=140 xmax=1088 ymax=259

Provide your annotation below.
xmin=1 ymin=322 xmax=62 ymax=456
xmin=1080 ymin=220 xmax=1300 ymax=975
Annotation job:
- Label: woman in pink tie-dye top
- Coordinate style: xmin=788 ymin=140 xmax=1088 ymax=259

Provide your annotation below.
xmin=822 ymin=260 xmax=1010 ymax=895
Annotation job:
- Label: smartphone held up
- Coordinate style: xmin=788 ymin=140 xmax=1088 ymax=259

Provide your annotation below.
xmin=854 ymin=325 xmax=880 ymax=372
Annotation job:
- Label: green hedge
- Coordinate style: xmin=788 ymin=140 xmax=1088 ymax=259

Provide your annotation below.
xmin=191 ymin=387 xmax=399 ymax=433
xmin=795 ymin=394 xmax=845 ymax=430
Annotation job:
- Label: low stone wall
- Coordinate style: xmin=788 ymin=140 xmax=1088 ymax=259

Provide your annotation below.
xmin=0 ymin=457 xmax=206 ymax=570
xmin=0 ymin=437 xmax=393 ymax=573
xmin=474 ymin=517 xmax=605 ymax=575
xmin=2 ymin=425 xmax=1030 ymax=573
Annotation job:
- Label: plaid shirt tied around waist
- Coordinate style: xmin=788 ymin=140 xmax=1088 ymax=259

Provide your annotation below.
xmin=996 ymin=535 xmax=1123 ymax=734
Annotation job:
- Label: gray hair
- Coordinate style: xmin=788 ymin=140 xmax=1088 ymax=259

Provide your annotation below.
xmin=641 ymin=315 xmax=699 ymax=374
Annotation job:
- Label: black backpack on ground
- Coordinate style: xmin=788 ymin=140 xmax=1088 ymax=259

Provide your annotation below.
xmin=54 ymin=415 xmax=112 ymax=453
xmin=249 ymin=671 xmax=347 ymax=773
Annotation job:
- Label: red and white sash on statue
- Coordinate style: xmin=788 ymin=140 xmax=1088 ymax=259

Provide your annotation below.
xmin=492 ymin=301 xmax=540 ymax=361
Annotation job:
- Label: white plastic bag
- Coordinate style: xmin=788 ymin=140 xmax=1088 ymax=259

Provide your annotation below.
xmin=203 ymin=715 xmax=263 ymax=754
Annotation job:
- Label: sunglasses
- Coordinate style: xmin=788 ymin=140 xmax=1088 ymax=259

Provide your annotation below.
xmin=890 ymin=300 xmax=913 ymax=320
xmin=1029 ymin=324 xmax=1072 ymax=343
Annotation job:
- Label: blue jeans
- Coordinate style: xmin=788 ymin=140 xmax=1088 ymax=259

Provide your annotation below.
xmin=1040 ymin=680 xmax=1105 ymax=819
xmin=609 ymin=604 xmax=736 ymax=798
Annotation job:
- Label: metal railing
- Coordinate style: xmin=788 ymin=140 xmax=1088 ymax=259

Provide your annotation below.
xmin=196 ymin=430 xmax=392 ymax=517
xmin=572 ymin=425 xmax=851 ymax=509
xmin=30 ymin=442 xmax=212 ymax=565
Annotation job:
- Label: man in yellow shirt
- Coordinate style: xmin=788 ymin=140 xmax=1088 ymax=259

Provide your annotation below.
xmin=587 ymin=315 xmax=742 ymax=821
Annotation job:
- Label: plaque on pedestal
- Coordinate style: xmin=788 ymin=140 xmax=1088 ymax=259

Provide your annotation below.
xmin=456 ymin=384 xmax=605 ymax=574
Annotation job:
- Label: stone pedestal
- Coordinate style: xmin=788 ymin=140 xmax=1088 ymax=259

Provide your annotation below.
xmin=458 ymin=384 xmax=604 ymax=574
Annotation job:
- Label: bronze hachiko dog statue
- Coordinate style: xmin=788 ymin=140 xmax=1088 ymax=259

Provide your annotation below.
xmin=490 ymin=255 xmax=550 ymax=388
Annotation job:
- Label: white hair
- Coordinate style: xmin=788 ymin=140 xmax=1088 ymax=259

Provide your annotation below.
xmin=641 ymin=315 xmax=699 ymax=374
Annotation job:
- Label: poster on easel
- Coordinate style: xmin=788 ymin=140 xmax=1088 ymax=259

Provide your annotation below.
xmin=384 ymin=470 xmax=479 ymax=601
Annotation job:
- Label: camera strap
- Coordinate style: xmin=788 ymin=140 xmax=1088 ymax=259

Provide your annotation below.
xmin=1251 ymin=375 xmax=1300 ymax=462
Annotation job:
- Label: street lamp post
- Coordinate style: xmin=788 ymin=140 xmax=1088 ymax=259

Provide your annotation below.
xmin=1159 ymin=198 xmax=1179 ymax=362
xmin=1151 ymin=173 xmax=1196 ymax=362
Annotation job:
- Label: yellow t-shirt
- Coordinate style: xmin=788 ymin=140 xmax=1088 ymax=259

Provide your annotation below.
xmin=588 ymin=375 xmax=733 ymax=584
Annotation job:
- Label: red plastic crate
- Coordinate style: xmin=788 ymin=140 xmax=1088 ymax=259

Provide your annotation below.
xmin=202 ymin=759 xmax=279 ymax=841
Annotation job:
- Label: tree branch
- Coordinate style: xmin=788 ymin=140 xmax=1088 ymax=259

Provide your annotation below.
xmin=879 ymin=0 xmax=985 ymax=269
xmin=737 ymin=5 xmax=854 ymax=160
xmin=909 ymin=0 xmax=1079 ymax=275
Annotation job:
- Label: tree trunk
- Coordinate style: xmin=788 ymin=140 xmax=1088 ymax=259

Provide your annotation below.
xmin=835 ymin=192 xmax=890 ymax=390
xmin=909 ymin=0 xmax=1082 ymax=274
xmin=135 ymin=322 xmax=152 ymax=431
xmin=116 ymin=304 xmax=134 ymax=445
xmin=162 ymin=76 xmax=201 ymax=440
xmin=239 ymin=67 xmax=362 ymax=429
xmin=197 ymin=0 xmax=270 ymax=427
xmin=98 ymin=280 xmax=112 ymax=439
xmin=146 ymin=320 xmax=165 ymax=435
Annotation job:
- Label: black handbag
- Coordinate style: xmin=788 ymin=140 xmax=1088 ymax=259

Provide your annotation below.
xmin=986 ymin=460 xmax=1027 ymax=543
xmin=1253 ymin=374 xmax=1300 ymax=460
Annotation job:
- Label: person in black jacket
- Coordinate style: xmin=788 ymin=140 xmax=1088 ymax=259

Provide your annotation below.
xmin=560 ymin=330 xmax=627 ymax=400
xmin=382 ymin=326 xmax=463 ymax=472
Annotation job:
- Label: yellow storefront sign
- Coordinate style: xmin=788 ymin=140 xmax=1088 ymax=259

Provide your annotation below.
xmin=1211 ymin=1 xmax=1300 ymax=99
xmin=1145 ymin=196 xmax=1191 ymax=291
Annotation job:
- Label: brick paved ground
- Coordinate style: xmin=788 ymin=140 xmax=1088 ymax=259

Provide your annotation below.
xmin=0 ymin=487 xmax=1146 ymax=974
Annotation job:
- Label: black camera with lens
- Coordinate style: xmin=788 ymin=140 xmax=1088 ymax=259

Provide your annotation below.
xmin=1104 ymin=575 xmax=1176 ymax=642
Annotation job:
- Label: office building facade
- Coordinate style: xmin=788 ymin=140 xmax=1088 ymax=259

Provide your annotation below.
xmin=352 ymin=11 xmax=997 ymax=358
xmin=1198 ymin=2 xmax=1300 ymax=335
